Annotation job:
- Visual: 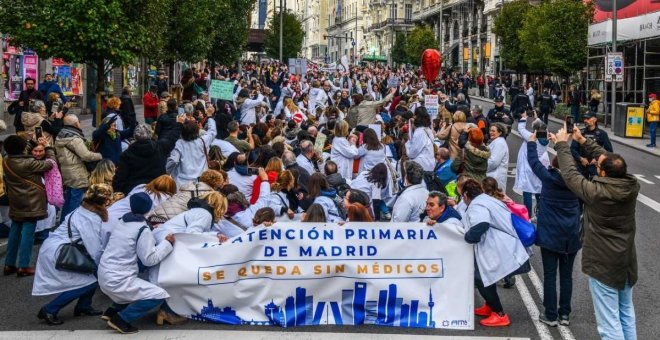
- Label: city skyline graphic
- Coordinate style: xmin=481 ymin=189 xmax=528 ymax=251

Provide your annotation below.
xmin=191 ymin=281 xmax=436 ymax=328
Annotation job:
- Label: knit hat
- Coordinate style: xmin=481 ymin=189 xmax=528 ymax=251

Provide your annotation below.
xmin=649 ymin=93 xmax=657 ymax=100
xmin=133 ymin=124 xmax=153 ymax=141
xmin=130 ymin=192 xmax=153 ymax=215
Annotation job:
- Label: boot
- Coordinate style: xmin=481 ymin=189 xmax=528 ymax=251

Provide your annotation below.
xmin=156 ymin=309 xmax=188 ymax=325
xmin=17 ymin=267 xmax=35 ymax=277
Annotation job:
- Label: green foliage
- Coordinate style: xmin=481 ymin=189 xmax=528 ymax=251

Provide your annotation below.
xmin=208 ymin=0 xmax=255 ymax=66
xmin=405 ymin=26 xmax=437 ymax=66
xmin=0 ymin=0 xmax=170 ymax=70
xmin=391 ymin=32 xmax=408 ymax=65
xmin=493 ymin=0 xmax=532 ymax=72
xmin=264 ymin=11 xmax=305 ymax=61
xmin=519 ymin=0 xmax=592 ymax=76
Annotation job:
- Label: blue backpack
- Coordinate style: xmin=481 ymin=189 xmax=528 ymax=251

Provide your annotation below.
xmin=510 ymin=213 xmax=536 ymax=247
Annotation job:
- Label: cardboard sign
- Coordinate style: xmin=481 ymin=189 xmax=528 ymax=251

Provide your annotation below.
xmin=210 ymin=80 xmax=234 ymax=100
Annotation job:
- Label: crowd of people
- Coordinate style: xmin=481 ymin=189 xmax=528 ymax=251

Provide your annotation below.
xmin=0 ymin=62 xmax=641 ymax=339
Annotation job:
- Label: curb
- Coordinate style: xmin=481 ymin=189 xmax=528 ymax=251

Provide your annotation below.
xmin=471 ymin=96 xmax=660 ymax=158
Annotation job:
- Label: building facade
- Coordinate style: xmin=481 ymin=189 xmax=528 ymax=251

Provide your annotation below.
xmin=365 ymin=0 xmax=415 ymax=64
xmin=326 ymin=0 xmax=370 ymax=64
xmin=302 ymin=0 xmax=329 ymax=61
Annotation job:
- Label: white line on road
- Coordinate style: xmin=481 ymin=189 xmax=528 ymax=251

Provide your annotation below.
xmin=527 ymin=269 xmax=577 ymax=340
xmin=655 ymin=175 xmax=660 ymax=181
xmin=633 ymin=174 xmax=655 ymax=185
xmin=515 ymin=276 xmax=554 ymax=340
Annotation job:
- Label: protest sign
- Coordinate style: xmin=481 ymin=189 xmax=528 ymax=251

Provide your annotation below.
xmin=159 ymin=222 xmax=474 ymax=329
xmin=425 ymin=95 xmax=439 ymax=120
xmin=314 ymin=132 xmax=327 ymax=154
xmin=387 ymin=77 xmax=400 ymax=89
xmin=209 ymin=80 xmax=234 ymax=100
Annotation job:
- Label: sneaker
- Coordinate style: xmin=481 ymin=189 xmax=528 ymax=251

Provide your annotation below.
xmin=474 ymin=304 xmax=493 ymax=317
xmin=539 ymin=315 xmax=558 ymax=327
xmin=559 ymin=315 xmax=570 ymax=326
xmin=646 ymin=144 xmax=656 ymax=148
xmin=381 ymin=212 xmax=392 ymax=221
xmin=480 ymin=312 xmax=511 ymax=327
xmin=107 ymin=314 xmax=138 ymax=334
xmin=503 ymin=276 xmax=516 ymax=289
xmin=101 ymin=306 xmax=120 ymax=321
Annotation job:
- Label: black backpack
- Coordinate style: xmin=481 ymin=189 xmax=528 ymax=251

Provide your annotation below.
xmin=423 ymin=170 xmax=448 ymax=194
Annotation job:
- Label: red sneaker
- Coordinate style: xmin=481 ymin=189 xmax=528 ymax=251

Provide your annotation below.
xmin=474 ymin=304 xmax=493 ymax=317
xmin=480 ymin=312 xmax=511 ymax=327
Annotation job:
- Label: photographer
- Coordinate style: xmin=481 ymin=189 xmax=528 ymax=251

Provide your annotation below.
xmin=20 ymin=100 xmax=63 ymax=145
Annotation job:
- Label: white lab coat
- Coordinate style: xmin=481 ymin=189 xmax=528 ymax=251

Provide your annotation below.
xmin=238 ymin=94 xmax=267 ymax=125
xmin=98 ymin=218 xmax=173 ymax=304
xmin=101 ymin=184 xmax=171 ymax=248
xmin=152 ymin=208 xmax=215 ymax=244
xmin=391 ymin=184 xmax=429 ymax=223
xmin=513 ymin=120 xmax=549 ymax=194
xmin=296 ymin=153 xmax=317 ymax=174
xmin=308 ymin=87 xmax=327 ymax=113
xmin=357 ymin=145 xmax=386 ymax=173
xmin=486 ymin=137 xmax=510 ymax=191
xmin=405 ymin=127 xmax=436 ymax=171
xmin=330 ymin=137 xmax=359 ymax=179
xmin=211 ymin=138 xmax=239 ymax=158
xmin=228 ymin=182 xmax=270 ymax=229
xmin=465 ymin=194 xmax=529 ymax=287
xmin=166 ymin=118 xmax=217 ymax=188
xmin=226 ymin=169 xmax=257 ymax=202
xmin=32 ymin=207 xmax=104 ymax=296
xmin=35 ymin=204 xmax=57 ymax=233
xmin=526 ymin=87 xmax=535 ymax=108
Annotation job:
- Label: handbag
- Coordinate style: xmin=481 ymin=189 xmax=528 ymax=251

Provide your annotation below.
xmin=200 ymin=139 xmax=220 ymax=170
xmin=510 ymin=213 xmax=537 ymax=247
xmin=55 ymin=210 xmax=97 ymax=274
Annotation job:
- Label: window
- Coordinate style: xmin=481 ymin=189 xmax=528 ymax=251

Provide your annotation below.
xmin=405 ymin=4 xmax=412 ymax=21
xmin=389 ymin=4 xmax=397 ymax=19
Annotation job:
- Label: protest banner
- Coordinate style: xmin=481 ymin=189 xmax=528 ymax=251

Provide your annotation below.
xmin=159 ymin=222 xmax=474 ymax=330
xmin=425 ymin=95 xmax=439 ymax=120
xmin=209 ymin=80 xmax=234 ymax=101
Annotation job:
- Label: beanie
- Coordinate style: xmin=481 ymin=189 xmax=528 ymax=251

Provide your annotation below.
xmin=130 ymin=193 xmax=153 ymax=215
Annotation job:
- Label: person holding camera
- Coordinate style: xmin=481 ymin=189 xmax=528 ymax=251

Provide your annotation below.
xmin=487 ymin=96 xmax=513 ymax=131
xmin=20 ymin=99 xmax=63 ymax=146
xmin=9 ymin=77 xmax=43 ymax=132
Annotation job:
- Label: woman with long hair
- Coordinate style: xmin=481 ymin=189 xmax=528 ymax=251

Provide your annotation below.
xmin=405 ymin=107 xmax=435 ymax=171
xmin=89 ymin=159 xmax=125 ymax=204
xmin=330 ymin=120 xmax=359 ymax=179
xmin=302 ymin=203 xmax=327 ymax=223
xmin=92 ymin=114 xmax=133 ymax=164
xmin=486 ymin=123 xmax=509 ymax=191
xmin=346 ymin=202 xmax=373 ymax=222
xmin=166 ymin=114 xmax=217 ymax=188
xmin=267 ymin=170 xmax=296 ymax=220
xmin=250 ymin=156 xmax=282 ymax=205
xmin=33 ymin=184 xmax=114 ymax=325
xmin=357 ymin=128 xmax=386 ymax=173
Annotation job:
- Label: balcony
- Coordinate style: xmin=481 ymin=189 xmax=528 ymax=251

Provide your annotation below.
xmin=369 ymin=18 xmax=414 ymax=31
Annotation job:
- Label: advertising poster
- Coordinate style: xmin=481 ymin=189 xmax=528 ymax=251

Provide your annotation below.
xmin=159 ymin=222 xmax=475 ymax=330
xmin=57 ymin=65 xmax=72 ymax=96
xmin=9 ymin=54 xmax=23 ymax=100
xmin=71 ymin=65 xmax=83 ymax=96
xmin=626 ymin=106 xmax=644 ymax=138
xmin=590 ymin=0 xmax=660 ymax=23
xmin=23 ymin=55 xmax=38 ymax=83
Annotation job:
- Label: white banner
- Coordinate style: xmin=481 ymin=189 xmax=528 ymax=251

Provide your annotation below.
xmin=425 ymin=95 xmax=440 ymax=120
xmin=588 ymin=11 xmax=660 ymax=46
xmin=159 ymin=222 xmax=475 ymax=329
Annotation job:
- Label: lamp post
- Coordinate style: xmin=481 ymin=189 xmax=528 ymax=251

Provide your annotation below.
xmin=610 ymin=0 xmax=617 ymax=128
xmin=279 ymin=0 xmax=284 ymax=62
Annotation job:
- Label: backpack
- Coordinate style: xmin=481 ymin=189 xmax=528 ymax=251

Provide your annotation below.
xmin=423 ymin=169 xmax=448 ymax=194
xmin=331 ymin=196 xmax=347 ymax=220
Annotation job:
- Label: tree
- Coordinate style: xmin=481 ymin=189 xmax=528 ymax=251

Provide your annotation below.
xmin=405 ymin=26 xmax=437 ymax=66
xmin=493 ymin=0 xmax=532 ymax=72
xmin=207 ymin=0 xmax=255 ymax=67
xmin=391 ymin=32 xmax=408 ymax=66
xmin=0 ymin=0 xmax=171 ymax=123
xmin=519 ymin=0 xmax=592 ymax=77
xmin=264 ymin=10 xmax=304 ymax=61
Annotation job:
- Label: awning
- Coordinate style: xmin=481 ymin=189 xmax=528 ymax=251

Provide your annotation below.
xmin=363 ymin=54 xmax=387 ymax=61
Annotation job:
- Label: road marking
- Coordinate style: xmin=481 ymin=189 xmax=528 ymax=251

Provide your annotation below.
xmin=633 ymin=174 xmax=655 ymax=185
xmin=527 ymin=269 xmax=577 ymax=340
xmin=655 ymin=175 xmax=660 ymax=181
xmin=515 ymin=276 xmax=554 ymax=340
xmin=0 ymin=330 xmax=531 ymax=340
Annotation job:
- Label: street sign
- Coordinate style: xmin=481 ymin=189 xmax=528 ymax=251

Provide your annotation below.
xmin=605 ymin=52 xmax=624 ymax=82
xmin=209 ymin=80 xmax=234 ymax=100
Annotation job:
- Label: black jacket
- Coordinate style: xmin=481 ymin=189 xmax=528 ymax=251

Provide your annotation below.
xmin=10 ymin=89 xmax=43 ymax=131
xmin=120 ymin=94 xmax=137 ymax=129
xmin=155 ymin=110 xmax=179 ymax=140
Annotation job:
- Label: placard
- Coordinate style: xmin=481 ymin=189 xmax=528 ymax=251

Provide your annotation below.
xmin=210 ymin=80 xmax=235 ymax=100
xmin=425 ymin=95 xmax=439 ymax=120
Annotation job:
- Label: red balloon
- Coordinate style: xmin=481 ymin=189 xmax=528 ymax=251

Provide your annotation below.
xmin=421 ymin=49 xmax=442 ymax=82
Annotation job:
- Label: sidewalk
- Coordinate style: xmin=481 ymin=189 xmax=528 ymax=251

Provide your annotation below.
xmin=472 ymin=96 xmax=660 ymax=157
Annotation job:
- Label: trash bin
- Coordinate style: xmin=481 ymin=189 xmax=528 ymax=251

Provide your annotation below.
xmin=613 ymin=102 xmax=645 ymax=138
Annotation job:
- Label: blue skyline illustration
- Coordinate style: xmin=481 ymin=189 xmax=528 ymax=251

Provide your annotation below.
xmin=191 ymin=281 xmax=436 ymax=328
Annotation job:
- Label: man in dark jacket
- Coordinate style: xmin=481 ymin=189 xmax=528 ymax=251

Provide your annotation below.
xmin=112 ymin=122 xmax=182 ymax=195
xmin=9 ymin=77 xmax=42 ymax=131
xmin=37 ymin=74 xmax=67 ymax=104
xmin=570 ymin=111 xmax=613 ymax=178
xmin=553 ymin=125 xmax=639 ymax=340
xmin=510 ymin=90 xmax=532 ymax=120
xmin=119 ymin=86 xmax=137 ymax=130
xmin=538 ymin=89 xmax=555 ymax=124
xmin=155 ymin=99 xmax=179 ymax=140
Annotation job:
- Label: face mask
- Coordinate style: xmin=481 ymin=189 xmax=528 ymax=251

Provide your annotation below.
xmin=538 ymin=138 xmax=550 ymax=146
xmin=235 ymin=165 xmax=249 ymax=176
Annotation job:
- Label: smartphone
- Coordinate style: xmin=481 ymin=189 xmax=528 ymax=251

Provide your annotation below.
xmin=565 ymin=116 xmax=574 ymax=133
xmin=35 ymin=127 xmax=43 ymax=139
xmin=247 ymin=167 xmax=259 ymax=176
xmin=536 ymin=130 xmax=548 ymax=139
xmin=51 ymin=101 xmax=60 ymax=113
xmin=177 ymin=106 xmax=185 ymax=116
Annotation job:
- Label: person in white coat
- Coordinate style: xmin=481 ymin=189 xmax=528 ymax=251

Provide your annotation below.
xmin=99 ymin=193 xmax=175 ymax=334
xmin=462 ymin=179 xmax=529 ymax=327
xmin=221 ymin=168 xmax=271 ymax=230
xmin=330 ymin=120 xmax=359 ymax=180
xmin=357 ymin=128 xmax=387 ymax=173
xmin=33 ymin=184 xmax=113 ymax=325
xmin=513 ymin=111 xmax=550 ymax=219
xmin=391 ymin=161 xmax=429 ymax=222
xmin=405 ymin=108 xmax=436 ymax=171
xmin=235 ymin=89 xmax=269 ymax=125
xmin=166 ymin=116 xmax=217 ymax=188
xmin=350 ymin=163 xmax=392 ymax=220
xmin=486 ymin=123 xmax=510 ymax=191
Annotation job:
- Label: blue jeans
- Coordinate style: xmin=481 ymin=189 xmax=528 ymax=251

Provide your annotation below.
xmin=571 ymin=105 xmax=580 ymax=122
xmin=650 ymin=121 xmax=657 ymax=146
xmin=116 ymin=299 xmax=164 ymax=323
xmin=61 ymin=187 xmax=86 ymax=224
xmin=5 ymin=221 xmax=36 ymax=268
xmin=522 ymin=192 xmax=540 ymax=219
xmin=44 ymin=282 xmax=97 ymax=315
xmin=541 ymin=248 xmax=577 ymax=321
xmin=589 ymin=277 xmax=637 ymax=340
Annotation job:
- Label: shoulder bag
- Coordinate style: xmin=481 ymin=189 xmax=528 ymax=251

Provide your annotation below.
xmin=55 ymin=210 xmax=97 ymax=274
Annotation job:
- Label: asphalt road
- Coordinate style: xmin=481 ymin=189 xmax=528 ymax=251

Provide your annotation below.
xmin=1 ymin=102 xmax=659 ymax=339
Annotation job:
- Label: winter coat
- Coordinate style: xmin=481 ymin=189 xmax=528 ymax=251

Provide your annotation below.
xmin=92 ymin=122 xmax=133 ymax=165
xmin=150 ymin=181 xmax=215 ymax=221
xmin=143 ymin=92 xmax=159 ymax=119
xmin=436 ymin=122 xmax=467 ymax=160
xmin=230 ymin=182 xmax=272 ymax=229
xmin=20 ymin=112 xmax=62 ymax=145
xmin=357 ymin=145 xmax=387 ymax=173
xmin=166 ymin=118 xmax=217 ymax=188
xmin=3 ymin=149 xmax=54 ymax=221
xmin=406 ymin=127 xmax=436 ymax=171
xmin=155 ymin=111 xmax=178 ymax=140
xmin=514 ymin=119 xmax=549 ymax=194
xmin=32 ymin=205 xmax=104 ymax=296
xmin=99 ymin=216 xmax=173 ymax=304
xmin=12 ymin=89 xmax=43 ymax=131
xmin=452 ymin=143 xmax=491 ymax=182
xmin=37 ymin=80 xmax=67 ymax=103
xmin=356 ymin=91 xmax=395 ymax=126
xmin=556 ymin=139 xmax=639 ymax=290
xmin=112 ymin=128 xmax=180 ymax=195
xmin=44 ymin=159 xmax=65 ymax=208
xmin=313 ymin=188 xmax=342 ymax=223
xmin=120 ymin=94 xmax=137 ymax=129
xmin=55 ymin=126 xmax=103 ymax=189
xmin=527 ymin=142 xmax=581 ymax=254
xmin=486 ymin=136 xmax=509 ymax=191
xmin=330 ymin=137 xmax=359 ymax=179
xmin=392 ymin=184 xmax=429 ymax=223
